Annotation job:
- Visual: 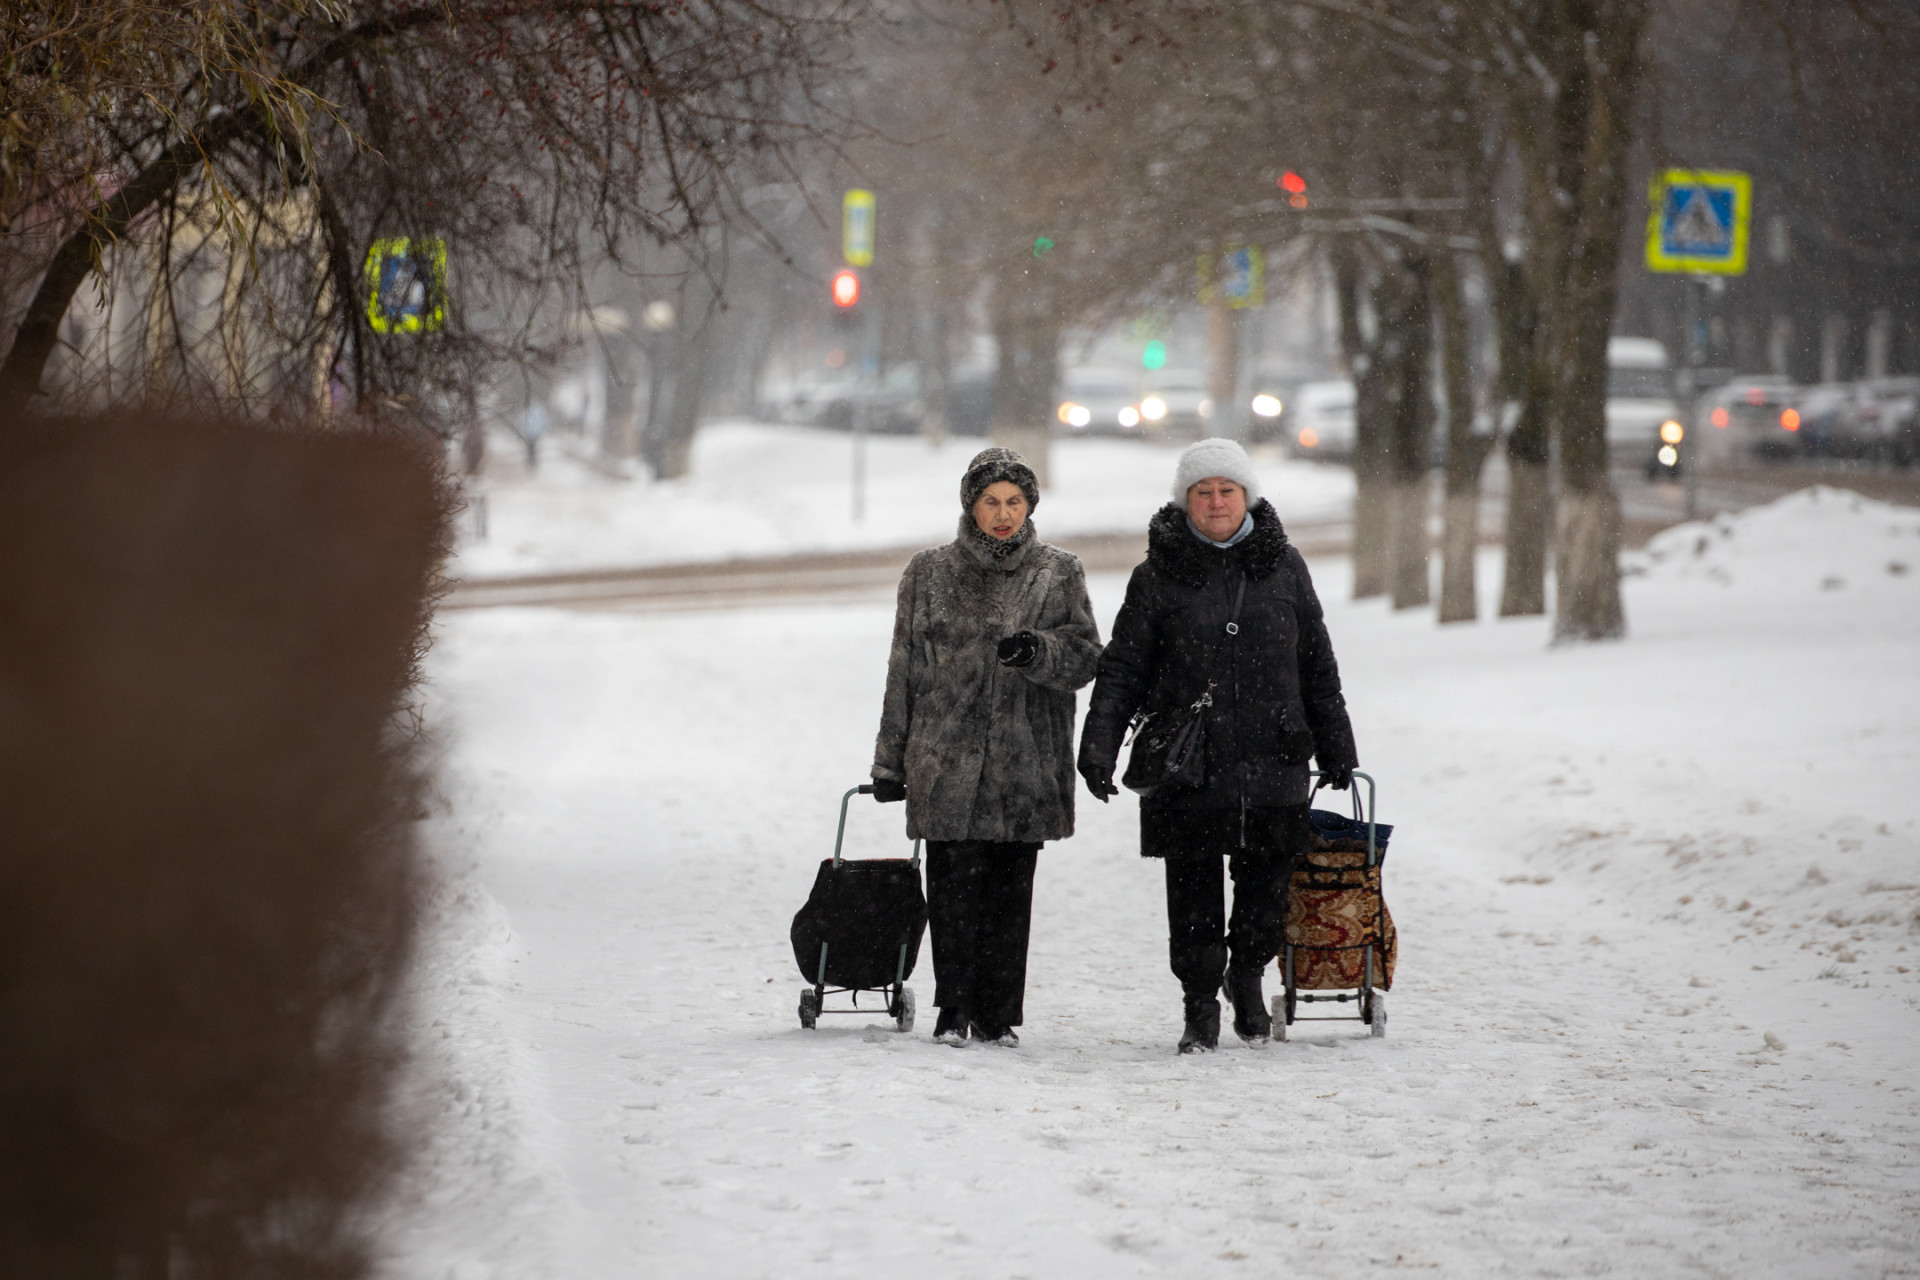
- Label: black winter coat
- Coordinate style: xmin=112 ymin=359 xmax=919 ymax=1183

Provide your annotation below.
xmin=1079 ymin=500 xmax=1358 ymax=831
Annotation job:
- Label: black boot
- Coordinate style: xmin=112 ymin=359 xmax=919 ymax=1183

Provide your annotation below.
xmin=969 ymin=1016 xmax=1019 ymax=1047
xmin=933 ymin=1006 xmax=969 ymax=1045
xmin=1178 ymin=994 xmax=1220 ymax=1054
xmin=1225 ymin=967 xmax=1272 ymax=1045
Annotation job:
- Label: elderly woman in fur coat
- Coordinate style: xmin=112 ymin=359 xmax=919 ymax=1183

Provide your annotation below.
xmin=1078 ymin=438 xmax=1359 ymax=1054
xmin=871 ymin=447 xmax=1102 ymax=1046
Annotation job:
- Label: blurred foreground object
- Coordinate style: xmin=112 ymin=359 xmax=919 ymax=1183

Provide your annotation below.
xmin=0 ymin=412 xmax=446 ymax=1278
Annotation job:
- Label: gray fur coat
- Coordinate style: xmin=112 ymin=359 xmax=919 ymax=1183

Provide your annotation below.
xmin=872 ymin=519 xmax=1103 ymax=843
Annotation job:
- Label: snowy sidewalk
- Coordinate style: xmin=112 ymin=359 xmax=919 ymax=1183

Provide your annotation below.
xmin=392 ymin=488 xmax=1920 ymax=1279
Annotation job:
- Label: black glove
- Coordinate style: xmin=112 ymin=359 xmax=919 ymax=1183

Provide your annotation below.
xmin=1078 ymin=760 xmax=1119 ymax=803
xmin=869 ymin=777 xmax=906 ymax=803
xmin=996 ymin=630 xmax=1038 ymax=668
xmin=1317 ymin=763 xmax=1354 ymax=791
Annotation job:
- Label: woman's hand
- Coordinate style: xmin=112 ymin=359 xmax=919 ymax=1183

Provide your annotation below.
xmin=1078 ymin=760 xmax=1119 ymax=802
xmin=996 ymin=630 xmax=1038 ymax=668
xmin=1317 ymin=764 xmax=1354 ymax=791
xmin=870 ymin=778 xmax=907 ymax=803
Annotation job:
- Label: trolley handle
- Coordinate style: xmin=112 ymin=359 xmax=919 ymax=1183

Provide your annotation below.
xmin=1309 ymin=769 xmax=1379 ymax=868
xmin=834 ymin=783 xmax=922 ymax=869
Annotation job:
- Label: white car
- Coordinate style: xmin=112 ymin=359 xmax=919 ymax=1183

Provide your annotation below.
xmin=1606 ymin=337 xmax=1684 ymax=463
xmin=1286 ymin=379 xmax=1357 ymax=460
xmin=1055 ymin=368 xmax=1146 ymax=437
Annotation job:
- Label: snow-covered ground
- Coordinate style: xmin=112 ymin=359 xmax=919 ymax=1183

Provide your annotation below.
xmin=390 ymin=486 xmax=1920 ymax=1279
xmin=454 ymin=422 xmax=1355 ymax=577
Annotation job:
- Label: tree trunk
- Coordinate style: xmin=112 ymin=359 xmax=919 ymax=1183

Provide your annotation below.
xmin=1379 ymin=250 xmax=1432 ymax=610
xmin=1517 ymin=2 xmax=1649 ymax=642
xmin=1553 ymin=486 xmax=1625 ymax=642
xmin=1500 ymin=449 xmax=1553 ymax=616
xmin=1206 ymin=297 xmax=1239 ymax=437
xmin=646 ymin=274 xmax=716 ymax=481
xmin=1433 ymin=250 xmax=1491 ymax=623
xmin=1389 ymin=475 xmax=1432 ymax=608
xmin=1333 ymin=244 xmax=1391 ymax=599
xmin=989 ymin=291 xmax=1059 ymax=488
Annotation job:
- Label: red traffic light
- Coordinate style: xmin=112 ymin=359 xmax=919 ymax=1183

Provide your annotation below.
xmin=831 ymin=269 xmax=860 ymax=308
xmin=1279 ymin=170 xmax=1308 ymax=208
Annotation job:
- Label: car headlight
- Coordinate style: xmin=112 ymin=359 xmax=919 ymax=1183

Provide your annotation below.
xmin=1659 ymin=419 xmax=1683 ymax=444
xmin=1298 ymin=427 xmax=1319 ymax=448
xmin=1657 ymin=445 xmax=1678 ymax=467
xmin=1140 ymin=396 xmax=1168 ymax=422
xmin=1066 ymin=404 xmax=1091 ymax=428
xmin=1118 ymin=406 xmax=1140 ymax=428
xmin=1056 ymin=401 xmax=1081 ymax=424
xmin=1251 ymin=394 xmax=1282 ymax=418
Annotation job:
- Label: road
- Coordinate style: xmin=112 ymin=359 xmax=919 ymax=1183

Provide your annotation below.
xmin=441 ymin=460 xmax=1920 ymax=613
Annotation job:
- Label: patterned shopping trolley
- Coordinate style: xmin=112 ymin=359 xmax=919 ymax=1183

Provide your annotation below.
xmin=1274 ymin=771 xmax=1395 ymax=1039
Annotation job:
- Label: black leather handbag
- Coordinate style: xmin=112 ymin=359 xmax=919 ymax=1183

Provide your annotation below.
xmin=1121 ymin=575 xmax=1246 ymax=797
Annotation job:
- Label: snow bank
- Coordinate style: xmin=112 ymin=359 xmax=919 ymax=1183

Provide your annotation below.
xmin=454 ymin=422 xmax=1354 ymax=578
xmin=1629 ymin=483 xmax=1920 ymax=595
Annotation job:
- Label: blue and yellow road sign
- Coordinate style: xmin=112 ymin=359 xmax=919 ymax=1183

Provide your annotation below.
xmin=365 ymin=237 xmax=447 ymax=334
xmin=1198 ymin=246 xmax=1265 ymax=309
xmin=1646 ymin=170 xmax=1750 ymax=275
xmin=842 ymin=190 xmax=876 ymax=267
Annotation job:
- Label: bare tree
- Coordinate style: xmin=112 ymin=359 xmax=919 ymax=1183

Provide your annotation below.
xmin=2 ymin=1 xmax=863 ymax=426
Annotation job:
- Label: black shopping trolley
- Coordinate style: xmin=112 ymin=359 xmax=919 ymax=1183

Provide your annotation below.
xmin=789 ymin=784 xmax=927 ymax=1032
xmin=1273 ymin=770 xmax=1396 ymax=1040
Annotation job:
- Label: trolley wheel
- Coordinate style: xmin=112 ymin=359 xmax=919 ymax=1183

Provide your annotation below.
xmin=1368 ymin=990 xmax=1387 ymax=1039
xmin=798 ymin=989 xmax=819 ymax=1030
xmin=1270 ymin=995 xmax=1288 ymax=1042
xmin=893 ymin=986 xmax=916 ymax=1033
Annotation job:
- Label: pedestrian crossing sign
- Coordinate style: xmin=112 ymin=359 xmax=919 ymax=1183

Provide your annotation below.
xmin=1646 ymin=169 xmax=1750 ymax=275
xmin=364 ymin=237 xmax=447 ymax=334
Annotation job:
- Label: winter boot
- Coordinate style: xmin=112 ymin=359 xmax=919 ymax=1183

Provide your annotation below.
xmin=1225 ymin=967 xmax=1272 ymax=1045
xmin=969 ymin=1017 xmax=1019 ymax=1047
xmin=933 ymin=1006 xmax=970 ymax=1046
xmin=1178 ymin=994 xmax=1221 ymax=1054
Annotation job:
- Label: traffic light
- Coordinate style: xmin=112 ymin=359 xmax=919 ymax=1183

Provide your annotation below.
xmin=1279 ymin=170 xmax=1308 ymax=209
xmin=1142 ymin=339 xmax=1167 ymax=371
xmin=831 ymin=269 xmax=860 ymax=308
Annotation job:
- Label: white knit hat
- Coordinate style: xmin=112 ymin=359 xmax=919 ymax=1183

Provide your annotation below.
xmin=1172 ymin=437 xmax=1261 ymax=505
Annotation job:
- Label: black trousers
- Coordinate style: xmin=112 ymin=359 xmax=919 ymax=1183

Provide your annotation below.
xmin=1161 ymin=804 xmax=1308 ymax=997
xmin=925 ymin=841 xmax=1040 ymax=1027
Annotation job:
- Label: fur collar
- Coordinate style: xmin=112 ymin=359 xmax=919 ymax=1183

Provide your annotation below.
xmin=954 ymin=515 xmax=1038 ymax=572
xmin=1146 ymin=498 xmax=1288 ymax=587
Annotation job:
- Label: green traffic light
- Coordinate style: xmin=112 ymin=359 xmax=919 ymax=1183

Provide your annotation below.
xmin=1142 ymin=340 xmax=1167 ymax=371
xmin=1033 ymin=236 xmax=1054 ymax=258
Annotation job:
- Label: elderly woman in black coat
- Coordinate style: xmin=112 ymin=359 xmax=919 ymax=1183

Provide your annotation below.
xmin=1078 ymin=438 xmax=1358 ymax=1053
xmin=871 ymin=447 xmax=1102 ymax=1046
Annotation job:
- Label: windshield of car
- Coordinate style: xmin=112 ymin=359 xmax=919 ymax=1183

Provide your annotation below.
xmin=1065 ymin=381 xmax=1133 ymax=401
xmin=1607 ymin=367 xmax=1671 ymax=399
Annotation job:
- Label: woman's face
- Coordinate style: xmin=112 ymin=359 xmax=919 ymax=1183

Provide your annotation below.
xmin=1187 ymin=477 xmax=1248 ymax=540
xmin=972 ymin=480 xmax=1030 ymax=541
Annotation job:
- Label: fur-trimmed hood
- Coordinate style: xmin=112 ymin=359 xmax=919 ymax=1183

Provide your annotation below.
xmin=1145 ymin=498 xmax=1289 ymax=587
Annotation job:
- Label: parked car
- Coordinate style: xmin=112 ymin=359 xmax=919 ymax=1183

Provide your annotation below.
xmin=793 ymin=364 xmax=926 ymax=434
xmin=1862 ymin=377 xmax=1920 ymax=466
xmin=1286 ymin=379 xmax=1358 ymax=460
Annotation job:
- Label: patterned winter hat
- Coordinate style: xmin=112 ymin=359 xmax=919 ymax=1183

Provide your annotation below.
xmin=960 ymin=446 xmax=1040 ymax=512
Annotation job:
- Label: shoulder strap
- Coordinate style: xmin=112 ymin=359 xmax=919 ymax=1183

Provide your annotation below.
xmin=1224 ymin=573 xmax=1248 ymax=637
